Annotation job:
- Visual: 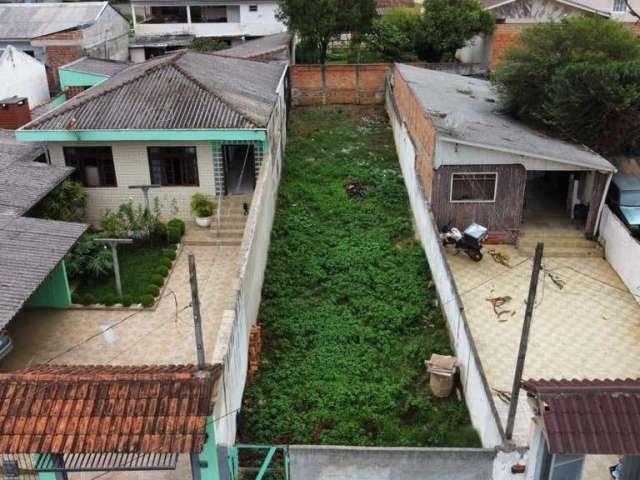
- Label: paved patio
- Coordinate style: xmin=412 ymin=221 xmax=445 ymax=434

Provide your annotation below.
xmin=446 ymin=244 xmax=640 ymax=454
xmin=1 ymin=241 xmax=240 ymax=370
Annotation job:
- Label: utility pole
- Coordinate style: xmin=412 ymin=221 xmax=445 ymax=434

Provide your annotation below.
xmin=505 ymin=242 xmax=544 ymax=440
xmin=188 ymin=254 xmax=206 ymax=369
xmin=94 ymin=238 xmax=133 ymax=298
xmin=128 ymin=184 xmax=161 ymax=213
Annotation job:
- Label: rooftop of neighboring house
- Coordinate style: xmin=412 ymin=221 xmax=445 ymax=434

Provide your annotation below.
xmin=482 ymin=0 xmax=611 ymax=16
xmin=0 ymin=2 xmax=111 ymax=40
xmin=377 ymin=0 xmax=417 ymax=12
xmin=0 ymin=364 xmax=219 ymax=454
xmin=129 ymin=34 xmax=195 ymax=48
xmin=524 ymin=378 xmax=640 ymax=455
xmin=0 ymin=129 xmax=72 ymax=216
xmin=60 ymin=57 xmax=132 ymax=78
xmin=394 ymin=63 xmax=615 ymax=172
xmin=216 ymin=32 xmax=291 ymax=60
xmin=22 ymin=50 xmax=287 ymax=131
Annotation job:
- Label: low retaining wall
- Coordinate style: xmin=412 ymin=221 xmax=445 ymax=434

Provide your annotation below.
xmin=599 ymin=205 xmax=640 ymax=304
xmin=289 ymin=445 xmax=495 ymax=480
xmin=292 ymin=63 xmax=488 ymax=106
xmin=386 ymin=89 xmax=505 ymax=448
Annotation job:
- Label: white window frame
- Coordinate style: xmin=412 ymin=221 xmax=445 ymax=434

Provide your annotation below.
xmin=449 ymin=172 xmax=498 ymax=203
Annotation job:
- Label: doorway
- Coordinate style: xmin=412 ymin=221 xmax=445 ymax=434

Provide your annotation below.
xmin=523 ymin=171 xmax=587 ymax=229
xmin=223 ymin=144 xmax=256 ymax=196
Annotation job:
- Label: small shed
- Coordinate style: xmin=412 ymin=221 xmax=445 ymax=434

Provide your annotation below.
xmin=0 ymin=46 xmax=49 ymax=109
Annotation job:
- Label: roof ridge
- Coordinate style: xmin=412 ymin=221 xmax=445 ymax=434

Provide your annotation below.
xmin=26 ymin=55 xmax=180 ymax=129
xmin=169 ymin=58 xmax=260 ymax=128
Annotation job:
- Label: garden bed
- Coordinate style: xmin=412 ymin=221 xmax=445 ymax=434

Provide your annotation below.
xmin=241 ymin=106 xmax=479 ymax=447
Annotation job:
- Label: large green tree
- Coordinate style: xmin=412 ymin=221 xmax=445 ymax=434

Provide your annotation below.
xmin=494 ymin=16 xmax=640 ymax=154
xmin=278 ymin=0 xmax=377 ymax=63
xmin=417 ymin=0 xmax=495 ymax=61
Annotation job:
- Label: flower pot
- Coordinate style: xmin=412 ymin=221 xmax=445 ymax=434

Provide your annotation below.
xmin=195 ymin=216 xmax=212 ymax=228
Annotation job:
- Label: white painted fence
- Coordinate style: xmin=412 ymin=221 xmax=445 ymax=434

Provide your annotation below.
xmin=599 ymin=205 xmax=640 ymax=304
xmin=211 ymin=73 xmax=287 ymax=446
xmin=386 ymin=91 xmax=505 ymax=448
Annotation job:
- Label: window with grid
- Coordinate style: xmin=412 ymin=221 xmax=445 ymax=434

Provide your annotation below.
xmin=63 ymin=146 xmax=116 ymax=187
xmin=613 ymin=0 xmax=627 ymax=12
xmin=148 ymin=146 xmax=199 ymax=187
xmin=450 ymin=172 xmax=497 ymax=202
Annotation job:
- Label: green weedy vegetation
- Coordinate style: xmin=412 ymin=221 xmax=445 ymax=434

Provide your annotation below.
xmin=241 ymin=106 xmax=479 ymax=447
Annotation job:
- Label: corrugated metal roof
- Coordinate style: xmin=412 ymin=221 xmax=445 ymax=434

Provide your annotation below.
xmin=0 ymin=130 xmax=72 ymax=216
xmin=60 ymin=57 xmax=131 ymax=78
xmin=0 ymin=364 xmax=218 ymax=454
xmin=0 ymin=216 xmax=86 ymax=328
xmin=216 ymin=33 xmax=291 ymax=60
xmin=0 ymin=2 xmax=107 ymax=40
xmin=396 ymin=64 xmax=615 ymax=172
xmin=25 ymin=51 xmax=285 ymax=131
xmin=523 ymin=378 xmax=640 ymax=455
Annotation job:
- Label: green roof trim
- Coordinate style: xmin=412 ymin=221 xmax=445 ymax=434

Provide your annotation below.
xmin=15 ymin=129 xmax=267 ymax=142
xmin=58 ymin=69 xmax=109 ymax=91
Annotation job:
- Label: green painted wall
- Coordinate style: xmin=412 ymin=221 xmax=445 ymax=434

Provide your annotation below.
xmin=58 ymin=69 xmax=108 ymax=91
xmin=49 ymin=93 xmax=67 ymax=107
xmin=199 ymin=416 xmax=220 ymax=480
xmin=16 ymin=129 xmax=267 ymax=143
xmin=25 ymin=261 xmax=72 ymax=309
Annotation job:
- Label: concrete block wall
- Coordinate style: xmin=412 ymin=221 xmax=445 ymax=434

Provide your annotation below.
xmin=289 ymin=446 xmax=496 ymax=480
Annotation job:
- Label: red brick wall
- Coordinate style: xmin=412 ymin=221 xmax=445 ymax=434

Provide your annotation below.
xmin=248 ymin=325 xmax=262 ymax=378
xmin=391 ymin=68 xmax=437 ymax=200
xmin=490 ymin=23 xmax=534 ymax=69
xmin=291 ymin=64 xmax=389 ymax=105
xmin=65 ymin=86 xmax=86 ymax=99
xmin=0 ymin=98 xmax=31 ymax=129
xmin=39 ymin=30 xmax=84 ymax=93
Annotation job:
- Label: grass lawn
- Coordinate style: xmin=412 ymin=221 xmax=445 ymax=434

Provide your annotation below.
xmin=73 ymin=244 xmax=169 ymax=300
xmin=241 ymin=106 xmax=479 ymax=447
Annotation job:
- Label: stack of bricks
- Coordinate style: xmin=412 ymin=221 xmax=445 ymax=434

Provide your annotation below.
xmin=248 ymin=324 xmax=262 ymax=378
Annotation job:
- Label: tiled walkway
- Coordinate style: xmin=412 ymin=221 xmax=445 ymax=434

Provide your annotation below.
xmin=447 ymin=245 xmax=640 ymax=447
xmin=2 ymin=242 xmax=239 ymax=371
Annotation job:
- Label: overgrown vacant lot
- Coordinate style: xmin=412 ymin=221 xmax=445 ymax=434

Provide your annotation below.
xmin=241 ymin=106 xmax=478 ymax=447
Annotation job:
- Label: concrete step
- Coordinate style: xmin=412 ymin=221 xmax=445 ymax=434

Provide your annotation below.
xmin=519 ymin=228 xmax=585 ymax=239
xmin=183 ymin=239 xmax=242 ymax=247
xmin=518 ymin=245 xmax=604 ymax=258
xmin=207 ymin=230 xmax=245 ymax=239
xmin=518 ymin=238 xmax=597 ymax=249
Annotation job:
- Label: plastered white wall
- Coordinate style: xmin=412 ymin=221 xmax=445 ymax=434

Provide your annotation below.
xmin=48 ymin=141 xmax=216 ymax=224
xmin=599 ymin=205 xmax=640 ymax=304
xmin=0 ymin=46 xmax=50 ymax=108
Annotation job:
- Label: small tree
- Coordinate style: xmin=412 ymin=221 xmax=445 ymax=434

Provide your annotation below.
xmin=417 ymin=0 xmax=495 ymax=61
xmin=278 ymin=0 xmax=377 ymax=63
xmin=494 ymin=16 xmax=640 ymax=154
xmin=189 ymin=37 xmax=229 ymax=52
xmin=365 ymin=7 xmax=423 ymax=61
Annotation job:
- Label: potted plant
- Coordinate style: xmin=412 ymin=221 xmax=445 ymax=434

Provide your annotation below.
xmin=191 ymin=193 xmax=216 ymax=228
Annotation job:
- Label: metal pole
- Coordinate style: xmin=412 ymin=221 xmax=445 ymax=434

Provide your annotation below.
xmin=111 ymin=243 xmax=122 ymax=298
xmin=189 ymin=254 xmax=206 ymax=369
xmin=505 ymin=242 xmax=544 ymax=440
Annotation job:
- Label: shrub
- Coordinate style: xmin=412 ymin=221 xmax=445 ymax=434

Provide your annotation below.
xmin=156 ymin=265 xmax=170 ymax=277
xmin=38 ymin=180 xmax=87 ymax=222
xmin=191 ymin=193 xmax=216 ymax=218
xmin=140 ymin=294 xmax=155 ymax=308
xmin=81 ymin=293 xmax=96 ymax=306
xmin=364 ymin=7 xmax=422 ymax=61
xmin=150 ymin=274 xmax=165 ymax=287
xmin=65 ymin=233 xmax=113 ymax=281
xmin=71 ymin=292 xmax=80 ymax=304
xmin=163 ymin=249 xmax=177 ymax=261
xmin=160 ymin=257 xmax=173 ymax=269
xmin=121 ymin=294 xmax=134 ymax=307
xmin=167 ymin=243 xmax=178 ymax=251
xmin=168 ymin=218 xmax=185 ymax=236
xmin=147 ymin=285 xmax=160 ymax=297
xmin=189 ymin=37 xmax=229 ymax=52
xmin=149 ymin=222 xmax=168 ymax=244
xmin=102 ymin=294 xmax=117 ymax=306
xmin=167 ymin=225 xmax=182 ymax=244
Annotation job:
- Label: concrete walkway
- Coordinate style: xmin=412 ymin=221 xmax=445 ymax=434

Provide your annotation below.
xmin=1 ymin=241 xmax=240 ymax=370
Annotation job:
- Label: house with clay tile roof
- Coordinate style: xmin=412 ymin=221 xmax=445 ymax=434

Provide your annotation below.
xmin=17 ymin=50 xmax=289 ymax=225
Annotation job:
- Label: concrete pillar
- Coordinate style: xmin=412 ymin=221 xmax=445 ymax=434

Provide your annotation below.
xmin=191 ymin=417 xmax=220 ymax=480
xmin=131 ymin=4 xmax=137 ymax=27
xmin=186 ymin=5 xmax=192 ymax=25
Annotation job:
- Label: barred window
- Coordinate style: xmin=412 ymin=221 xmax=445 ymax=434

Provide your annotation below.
xmin=613 ymin=0 xmax=627 ymax=12
xmin=148 ymin=146 xmax=199 ymax=187
xmin=450 ymin=172 xmax=497 ymax=202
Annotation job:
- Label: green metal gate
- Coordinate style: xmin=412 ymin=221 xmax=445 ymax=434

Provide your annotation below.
xmin=228 ymin=444 xmax=289 ymax=480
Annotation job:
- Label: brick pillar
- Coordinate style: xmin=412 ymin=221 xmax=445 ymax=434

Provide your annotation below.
xmin=248 ymin=324 xmax=262 ymax=378
xmin=44 ymin=44 xmax=83 ymax=93
xmin=65 ymin=86 xmax=86 ymax=99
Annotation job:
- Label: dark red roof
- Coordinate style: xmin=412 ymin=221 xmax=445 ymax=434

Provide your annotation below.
xmin=524 ymin=378 xmax=640 ymax=455
xmin=0 ymin=364 xmax=219 ymax=454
